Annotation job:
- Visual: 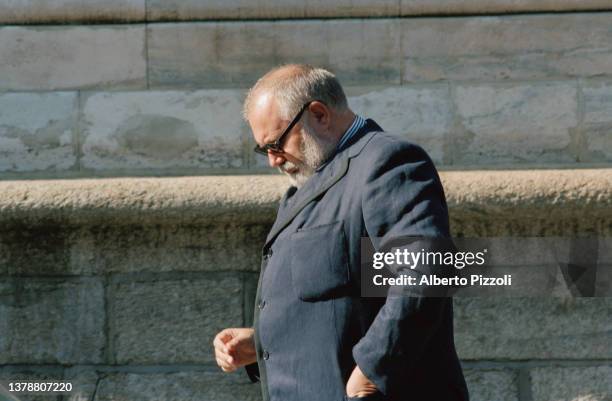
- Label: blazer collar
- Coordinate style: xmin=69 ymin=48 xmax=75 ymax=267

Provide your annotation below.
xmin=263 ymin=119 xmax=383 ymax=250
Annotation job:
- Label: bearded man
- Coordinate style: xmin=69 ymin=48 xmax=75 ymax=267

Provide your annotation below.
xmin=213 ymin=64 xmax=469 ymax=401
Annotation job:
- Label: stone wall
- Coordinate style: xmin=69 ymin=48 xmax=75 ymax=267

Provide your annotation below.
xmin=1 ymin=173 xmax=611 ymax=401
xmin=1 ymin=7 xmax=612 ymax=177
xmin=1 ymin=1 xmax=611 ymax=23
xmin=1 ymin=1 xmax=611 ymax=401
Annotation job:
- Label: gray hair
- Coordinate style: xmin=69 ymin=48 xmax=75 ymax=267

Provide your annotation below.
xmin=243 ymin=64 xmax=349 ymax=121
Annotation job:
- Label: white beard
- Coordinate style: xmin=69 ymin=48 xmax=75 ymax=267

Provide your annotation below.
xmin=278 ymin=123 xmax=336 ymax=188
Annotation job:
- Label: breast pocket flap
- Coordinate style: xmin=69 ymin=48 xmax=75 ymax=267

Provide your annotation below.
xmin=290 ymin=221 xmax=350 ymax=301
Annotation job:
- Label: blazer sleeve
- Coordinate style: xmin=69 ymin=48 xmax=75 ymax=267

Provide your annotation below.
xmin=352 ymin=141 xmax=453 ymax=395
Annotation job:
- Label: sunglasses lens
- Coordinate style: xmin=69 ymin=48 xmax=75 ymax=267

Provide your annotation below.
xmin=255 ymin=145 xmax=284 ymax=155
xmin=254 ymin=146 xmax=267 ymax=155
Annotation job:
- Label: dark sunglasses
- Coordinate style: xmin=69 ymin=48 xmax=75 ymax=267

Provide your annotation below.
xmin=253 ymin=101 xmax=313 ymax=156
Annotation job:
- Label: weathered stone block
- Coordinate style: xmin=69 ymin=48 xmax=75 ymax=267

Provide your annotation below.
xmin=147 ymin=0 xmax=398 ymax=20
xmin=93 ymin=371 xmax=261 ymax=401
xmin=583 ymin=81 xmax=612 ymax=124
xmin=5 ymin=0 xmax=606 ymax=23
xmin=0 ymin=369 xmax=64 ymax=401
xmin=147 ymin=0 xmax=305 ymax=20
xmin=0 ymin=176 xmax=286 ymax=228
xmin=1 ymin=223 xmax=268 ymax=276
xmin=448 ymin=237 xmax=602 ymax=297
xmin=63 ymin=369 xmax=99 ymax=401
xmin=80 ymin=90 xmax=247 ymax=170
xmin=0 ymin=226 xmax=72 ymax=276
xmin=0 ymin=278 xmax=105 ymax=364
xmin=580 ymin=124 xmax=612 ymax=163
xmin=0 ymin=169 xmax=609 ymax=232
xmin=581 ymin=81 xmax=612 ymax=162
xmin=71 ymin=224 xmax=268 ymax=274
xmin=0 ymin=0 xmax=145 ymax=24
xmin=347 ymin=85 xmax=451 ymax=164
xmin=473 ymin=238 xmax=562 ymax=268
xmin=442 ymin=169 xmax=612 ymax=237
xmin=540 ymin=238 xmax=612 ymax=297
xmin=148 ymin=20 xmax=400 ymax=88
xmin=301 ymin=0 xmax=399 ymax=17
xmin=463 ymin=369 xmax=518 ymax=401
xmin=110 ymin=275 xmax=243 ymax=364
xmin=274 ymin=20 xmax=400 ymax=85
xmin=0 ymin=26 xmax=146 ymax=90
xmin=454 ymin=298 xmax=612 ymax=360
xmin=598 ymin=238 xmax=612 ymax=265
xmin=0 ymin=92 xmax=77 ymax=172
xmin=582 ymin=124 xmax=612 ymax=162
xmin=147 ymin=22 xmax=277 ymax=89
xmin=400 ymin=0 xmax=611 ymax=15
xmin=401 ymin=14 xmax=612 ymax=82
xmin=530 ymin=366 xmax=612 ymax=401
xmin=453 ymin=82 xmax=578 ymax=164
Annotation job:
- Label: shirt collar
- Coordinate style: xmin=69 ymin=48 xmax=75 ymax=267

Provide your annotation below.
xmin=336 ymin=115 xmax=366 ymax=153
xmin=314 ymin=114 xmax=367 ymax=172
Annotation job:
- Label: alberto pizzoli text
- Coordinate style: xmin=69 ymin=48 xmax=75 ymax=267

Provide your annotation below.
xmin=373 ymin=274 xmax=512 ymax=287
xmin=371 ymin=248 xmax=512 ymax=287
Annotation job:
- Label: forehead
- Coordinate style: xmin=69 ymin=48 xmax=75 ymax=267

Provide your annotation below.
xmin=247 ymin=91 xmax=285 ymax=141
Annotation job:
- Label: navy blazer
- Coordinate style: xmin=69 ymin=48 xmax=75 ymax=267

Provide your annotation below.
xmin=246 ymin=120 xmax=469 ymax=401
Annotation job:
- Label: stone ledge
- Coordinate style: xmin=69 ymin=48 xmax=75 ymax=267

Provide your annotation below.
xmin=0 ymin=170 xmax=610 ymax=231
xmin=0 ymin=0 xmax=610 ymax=23
xmin=0 ymin=0 xmax=145 ymax=24
xmin=0 ymin=175 xmax=283 ymax=227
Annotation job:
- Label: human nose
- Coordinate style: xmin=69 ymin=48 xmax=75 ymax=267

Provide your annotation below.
xmin=267 ymin=151 xmax=285 ymax=168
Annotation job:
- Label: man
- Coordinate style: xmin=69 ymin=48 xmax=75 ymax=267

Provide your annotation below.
xmin=213 ymin=64 xmax=469 ymax=401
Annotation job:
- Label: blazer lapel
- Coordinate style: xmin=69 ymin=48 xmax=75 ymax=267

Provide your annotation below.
xmin=263 ymin=119 xmax=383 ymax=250
xmin=264 ymin=156 xmax=349 ymax=248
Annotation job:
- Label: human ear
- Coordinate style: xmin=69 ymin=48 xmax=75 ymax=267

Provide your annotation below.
xmin=308 ymin=101 xmax=331 ymax=127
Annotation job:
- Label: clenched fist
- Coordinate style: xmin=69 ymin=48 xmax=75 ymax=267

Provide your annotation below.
xmin=213 ymin=327 xmax=257 ymax=372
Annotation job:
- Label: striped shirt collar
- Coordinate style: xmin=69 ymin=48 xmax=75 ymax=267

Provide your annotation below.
xmin=336 ymin=115 xmax=366 ymax=153
xmin=314 ymin=115 xmax=367 ymax=172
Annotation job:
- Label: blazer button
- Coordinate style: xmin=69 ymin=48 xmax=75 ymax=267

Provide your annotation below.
xmin=264 ymin=249 xmax=273 ymax=260
xmin=262 ymin=350 xmax=269 ymax=360
xmin=258 ymin=300 xmax=266 ymax=309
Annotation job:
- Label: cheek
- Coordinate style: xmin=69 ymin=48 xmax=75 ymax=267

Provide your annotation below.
xmin=284 ymin=132 xmax=304 ymax=158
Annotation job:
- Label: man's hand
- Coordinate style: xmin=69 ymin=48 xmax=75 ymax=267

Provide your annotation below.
xmin=213 ymin=327 xmax=257 ymax=372
xmin=346 ymin=365 xmax=378 ymax=398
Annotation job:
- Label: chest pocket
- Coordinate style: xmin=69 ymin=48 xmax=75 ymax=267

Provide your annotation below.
xmin=290 ymin=221 xmax=350 ymax=301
